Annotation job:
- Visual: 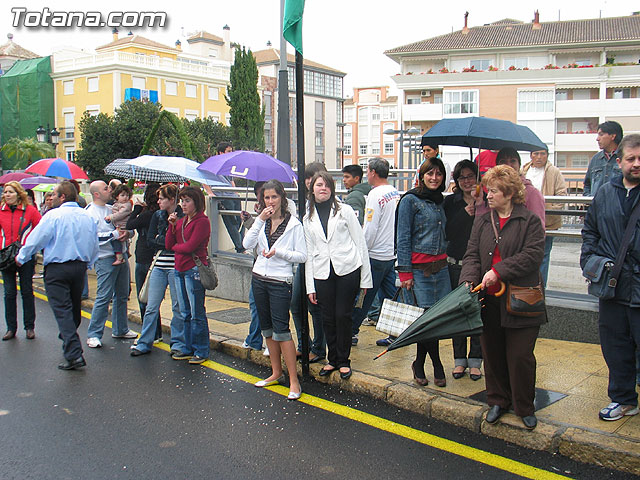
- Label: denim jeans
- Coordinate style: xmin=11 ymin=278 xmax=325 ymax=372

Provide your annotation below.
xmin=87 ymin=255 xmax=130 ymax=339
xmin=175 ymin=267 xmax=209 ymax=358
xmin=291 ymin=266 xmax=325 ymax=357
xmin=252 ymin=277 xmax=293 ymax=341
xmin=134 ymin=261 xmax=151 ymax=320
xmin=82 ymin=269 xmax=89 ymax=298
xmin=367 ymin=294 xmax=383 ymax=322
xmin=135 ymin=267 xmax=183 ymax=353
xmin=540 ymin=235 xmax=554 ymax=288
xmin=412 ymin=265 xmax=451 ymax=308
xmin=244 ymin=285 xmax=263 ymax=349
xmin=2 ymin=258 xmax=36 ymax=331
xmin=351 ymin=258 xmax=397 ymax=336
xmin=220 ymin=198 xmax=244 ymax=253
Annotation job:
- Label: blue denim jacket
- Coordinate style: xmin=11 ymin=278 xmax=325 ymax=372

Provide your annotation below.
xmin=583 ymin=148 xmax=620 ymax=196
xmin=396 ymin=193 xmax=447 ymax=272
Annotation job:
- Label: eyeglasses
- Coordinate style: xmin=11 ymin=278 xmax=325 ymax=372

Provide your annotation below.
xmin=458 ymin=174 xmax=476 ymax=182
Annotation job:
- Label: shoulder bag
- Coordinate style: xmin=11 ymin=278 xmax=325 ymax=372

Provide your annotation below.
xmin=490 ymin=210 xmax=545 ymax=317
xmin=0 ymin=209 xmax=26 ymax=271
xmin=138 ymin=251 xmax=161 ymax=304
xmin=182 ymin=218 xmax=218 ymax=291
xmin=583 ymin=198 xmax=640 ymax=300
xmin=376 ymin=288 xmax=424 ymax=337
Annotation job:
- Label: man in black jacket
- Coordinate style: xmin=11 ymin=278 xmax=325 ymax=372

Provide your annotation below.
xmin=581 ymin=133 xmax=640 ymax=421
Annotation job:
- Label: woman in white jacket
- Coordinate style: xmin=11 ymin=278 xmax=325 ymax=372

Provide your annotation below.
xmin=243 ymin=180 xmax=307 ymax=400
xmin=304 ymin=172 xmax=372 ymax=380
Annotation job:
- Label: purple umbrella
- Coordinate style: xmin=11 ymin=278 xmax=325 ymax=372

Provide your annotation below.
xmin=197 ymin=150 xmax=297 ymax=183
xmin=19 ymin=176 xmax=58 ymax=189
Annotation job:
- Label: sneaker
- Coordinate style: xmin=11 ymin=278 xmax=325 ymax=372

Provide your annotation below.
xmin=171 ymin=351 xmax=192 ymax=360
xmin=362 ymin=318 xmax=377 ymax=327
xmin=351 ymin=335 xmax=359 ymax=346
xmin=112 ymin=330 xmax=138 ymax=339
xmin=599 ymin=402 xmax=639 ymax=421
xmin=263 ymin=347 xmax=270 ymax=357
xmin=189 ymin=355 xmax=207 ymax=365
xmin=86 ymin=337 xmax=102 ymax=348
xmin=153 ymin=338 xmax=163 ymax=344
xmin=376 ymin=336 xmax=395 ymax=347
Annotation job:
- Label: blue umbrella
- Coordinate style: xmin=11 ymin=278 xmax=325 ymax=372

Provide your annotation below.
xmin=421 ymin=117 xmax=547 ymax=152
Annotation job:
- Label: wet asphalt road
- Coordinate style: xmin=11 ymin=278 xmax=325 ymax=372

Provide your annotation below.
xmin=0 ymin=289 xmax=636 ymax=480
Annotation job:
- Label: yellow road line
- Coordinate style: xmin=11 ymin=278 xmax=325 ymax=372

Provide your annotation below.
xmin=29 ymin=285 xmax=571 ymax=480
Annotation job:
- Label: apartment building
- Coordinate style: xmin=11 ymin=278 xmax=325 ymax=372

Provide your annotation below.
xmin=343 ymin=87 xmax=399 ymax=169
xmin=253 ymin=48 xmax=345 ymax=169
xmin=50 ymin=29 xmax=232 ymax=161
xmin=385 ymin=12 xmax=640 ymax=175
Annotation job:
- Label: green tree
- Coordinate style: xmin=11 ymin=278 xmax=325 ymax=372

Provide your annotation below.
xmin=1 ymin=137 xmax=56 ymax=170
xmin=226 ymin=46 xmax=265 ymax=152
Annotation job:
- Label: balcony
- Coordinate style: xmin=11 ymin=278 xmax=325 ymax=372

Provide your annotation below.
xmin=555 ymin=132 xmax=597 ymax=151
xmin=556 ymin=97 xmax=640 ymax=118
xmin=402 ymin=103 xmax=443 ymax=122
xmin=53 ymin=51 xmax=230 ymax=82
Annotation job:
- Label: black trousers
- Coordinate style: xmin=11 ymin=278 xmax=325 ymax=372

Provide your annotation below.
xmin=314 ymin=266 xmax=360 ymax=369
xmin=44 ymin=261 xmax=87 ymax=361
xmin=481 ymin=295 xmax=539 ymax=417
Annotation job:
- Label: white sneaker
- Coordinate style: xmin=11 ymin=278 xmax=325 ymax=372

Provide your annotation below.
xmin=263 ymin=347 xmax=270 ymax=357
xmin=112 ymin=330 xmax=138 ymax=339
xmin=87 ymin=337 xmax=102 ymax=348
xmin=242 ymin=341 xmax=251 ymax=349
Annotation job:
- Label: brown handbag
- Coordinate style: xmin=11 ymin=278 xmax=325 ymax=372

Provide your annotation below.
xmin=505 ymin=284 xmax=545 ymax=317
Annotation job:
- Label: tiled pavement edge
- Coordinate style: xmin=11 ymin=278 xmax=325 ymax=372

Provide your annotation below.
xmin=33 ymin=277 xmax=640 ymax=475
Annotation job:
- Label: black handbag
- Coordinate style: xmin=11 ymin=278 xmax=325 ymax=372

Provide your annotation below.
xmin=0 ymin=210 xmax=25 ymax=271
xmin=583 ymin=198 xmax=640 ymax=300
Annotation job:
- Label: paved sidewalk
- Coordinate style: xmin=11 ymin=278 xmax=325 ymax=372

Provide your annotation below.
xmin=35 ymin=273 xmax=640 ymax=474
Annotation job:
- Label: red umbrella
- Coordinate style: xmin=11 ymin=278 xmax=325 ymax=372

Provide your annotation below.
xmin=0 ymin=172 xmax=33 ymax=184
xmin=25 ymin=158 xmax=88 ymax=180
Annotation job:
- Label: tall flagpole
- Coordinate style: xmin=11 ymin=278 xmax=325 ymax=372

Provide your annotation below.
xmin=277 ymin=0 xmax=291 ymax=165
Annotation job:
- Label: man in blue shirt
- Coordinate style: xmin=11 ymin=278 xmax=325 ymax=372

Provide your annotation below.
xmin=16 ymin=181 xmax=99 ymax=370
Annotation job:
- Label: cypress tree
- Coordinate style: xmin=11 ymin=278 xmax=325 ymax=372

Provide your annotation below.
xmin=226 ymin=46 xmax=265 ymax=152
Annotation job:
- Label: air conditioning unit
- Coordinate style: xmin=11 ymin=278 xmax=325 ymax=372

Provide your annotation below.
xmin=420 ymin=90 xmax=430 ymax=97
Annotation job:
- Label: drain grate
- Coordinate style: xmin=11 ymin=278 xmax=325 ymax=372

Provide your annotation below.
xmin=206 ymin=307 xmax=251 ymax=325
xmin=469 ymin=387 xmax=567 ymax=412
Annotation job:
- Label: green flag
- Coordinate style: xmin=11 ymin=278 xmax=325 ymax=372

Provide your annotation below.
xmin=283 ymin=0 xmax=305 ymax=55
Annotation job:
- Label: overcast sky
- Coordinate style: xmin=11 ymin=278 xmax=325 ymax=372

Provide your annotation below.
xmin=4 ymin=0 xmax=636 ymax=96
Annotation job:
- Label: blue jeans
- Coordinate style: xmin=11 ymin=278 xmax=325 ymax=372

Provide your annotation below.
xmin=540 ymin=235 xmax=554 ymax=288
xmin=244 ymin=286 xmax=263 ymax=349
xmin=135 ymin=268 xmax=183 ymax=353
xmin=252 ymin=277 xmax=293 ymax=341
xmin=291 ymin=266 xmax=325 ymax=357
xmin=412 ymin=266 xmax=451 ymax=308
xmin=368 ymin=294 xmax=383 ymax=322
xmin=87 ymin=255 xmax=131 ymax=339
xmin=175 ymin=267 xmax=209 ymax=358
xmin=2 ymin=258 xmax=36 ymax=331
xmin=220 ymin=198 xmax=244 ymax=253
xmin=351 ymin=258 xmax=397 ymax=336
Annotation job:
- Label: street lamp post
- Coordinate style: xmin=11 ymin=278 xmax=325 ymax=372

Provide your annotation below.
xmin=36 ymin=125 xmax=60 ymax=146
xmin=383 ymin=126 xmax=422 ymax=169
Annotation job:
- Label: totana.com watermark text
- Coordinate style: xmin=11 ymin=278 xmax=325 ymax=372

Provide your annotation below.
xmin=11 ymin=7 xmax=167 ymax=28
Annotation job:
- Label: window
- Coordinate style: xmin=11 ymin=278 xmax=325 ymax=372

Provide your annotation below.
xmin=87 ymin=77 xmax=99 ymax=93
xmin=344 ymin=144 xmax=352 ymax=155
xmin=555 ymin=90 xmax=568 ymax=101
xmin=64 ymin=112 xmax=75 ymax=139
xmin=406 ymin=95 xmax=421 ymax=105
xmin=556 ymin=153 xmax=567 ymax=168
xmin=344 ymin=108 xmax=355 ymax=122
xmin=575 ymin=59 xmax=592 ymax=67
xmin=572 ymin=89 xmax=591 ymax=100
xmin=225 ymin=113 xmax=231 ymax=126
xmin=63 ymin=80 xmax=74 ymax=95
xmin=166 ymin=81 xmax=177 ymax=96
xmin=371 ymin=107 xmax=380 ymax=122
xmin=614 ymin=88 xmax=631 ymax=99
xmin=503 ymin=57 xmax=528 ymax=69
xmin=132 ymin=76 xmax=146 ymax=89
xmin=315 ymin=128 xmax=324 ymax=147
xmin=382 ymin=106 xmax=396 ymax=120
xmin=358 ymin=107 xmax=369 ymax=123
xmin=208 ymin=86 xmax=219 ymax=101
xmin=359 ymin=144 xmax=368 ymax=155
xmin=265 ymin=125 xmax=272 ymax=149
xmin=264 ymin=92 xmax=272 ymax=117
xmin=444 ymin=90 xmax=478 ymax=115
xmin=371 ymin=143 xmax=380 ymax=155
xmin=185 ymin=83 xmax=197 ymax=98
xmin=517 ymin=90 xmax=553 ymax=113
xmin=66 ymin=149 xmax=75 ymax=162
xmin=315 ymin=101 xmax=324 ymax=123
xmin=185 ymin=111 xmax=198 ymax=121
xmin=384 ymin=142 xmax=394 ymax=155
xmin=208 ymin=48 xmax=218 ymax=58
xmin=86 ymin=105 xmax=100 ymax=117
xmin=358 ymin=125 xmax=369 ymax=141
xmin=573 ymin=154 xmax=590 ymax=167
xmin=208 ymin=112 xmax=221 ymax=123
xmin=470 ymin=59 xmax=490 ymax=71
xmin=344 ymin=125 xmax=352 ymax=141
xmin=433 ymin=94 xmax=443 ymax=104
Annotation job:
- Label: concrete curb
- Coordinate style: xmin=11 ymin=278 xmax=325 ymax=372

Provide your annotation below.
xmin=66 ymin=291 xmax=640 ymax=474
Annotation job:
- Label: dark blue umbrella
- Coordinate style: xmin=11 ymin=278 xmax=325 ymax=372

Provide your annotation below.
xmin=421 ymin=117 xmax=547 ymax=152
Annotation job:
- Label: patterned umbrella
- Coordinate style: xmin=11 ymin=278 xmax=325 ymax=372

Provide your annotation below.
xmin=25 ymin=158 xmax=88 ymax=180
xmin=125 ymin=156 xmax=231 ymax=187
xmin=104 ymin=158 xmax=183 ymax=183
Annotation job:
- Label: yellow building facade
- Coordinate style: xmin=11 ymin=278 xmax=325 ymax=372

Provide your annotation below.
xmin=50 ymin=32 xmax=231 ymax=161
